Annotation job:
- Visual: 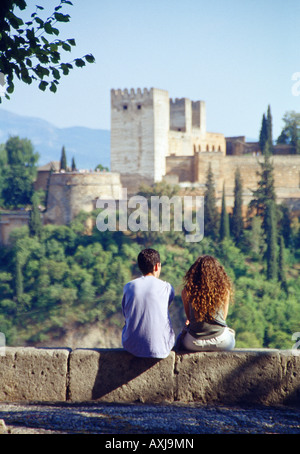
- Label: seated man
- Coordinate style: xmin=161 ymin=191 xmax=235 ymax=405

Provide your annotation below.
xmin=121 ymin=248 xmax=175 ymax=358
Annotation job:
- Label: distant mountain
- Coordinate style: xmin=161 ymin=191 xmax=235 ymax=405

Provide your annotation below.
xmin=0 ymin=109 xmax=110 ymax=170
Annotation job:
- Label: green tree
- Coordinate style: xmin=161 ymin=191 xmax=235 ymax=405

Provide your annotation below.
xmin=277 ymin=111 xmax=300 ymax=154
xmin=277 ymin=204 xmax=292 ymax=248
xmin=265 ymin=201 xmax=278 ymax=281
xmin=259 ymin=106 xmax=273 ymax=153
xmin=231 ymin=167 xmax=244 ymax=246
xmin=278 ymin=235 xmax=288 ymax=292
xmin=28 ymin=192 xmax=42 ymax=238
xmin=60 ymin=146 xmax=67 ymax=170
xmin=248 ymin=142 xmax=276 ymax=232
xmin=71 ymin=156 xmax=76 ymax=171
xmin=248 ymin=216 xmax=265 ymax=258
xmin=1 ymin=136 xmax=39 ymax=207
xmin=259 ymin=113 xmax=268 ymax=153
xmin=219 ymin=183 xmax=230 ymax=241
xmin=204 ymin=163 xmax=219 ymax=240
xmin=14 ymin=252 xmax=23 ymax=302
xmin=0 ymin=0 xmax=95 ymax=101
xmin=267 ymin=105 xmax=273 ymax=153
xmin=95 ymin=163 xmax=109 ymax=172
xmin=0 ymin=144 xmax=7 ymax=206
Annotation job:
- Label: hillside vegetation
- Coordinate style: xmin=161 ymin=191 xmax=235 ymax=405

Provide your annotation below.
xmin=0 ymin=197 xmax=299 ymax=349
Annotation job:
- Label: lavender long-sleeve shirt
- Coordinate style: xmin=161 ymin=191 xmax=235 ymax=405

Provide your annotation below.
xmin=121 ymin=275 xmax=175 ymax=358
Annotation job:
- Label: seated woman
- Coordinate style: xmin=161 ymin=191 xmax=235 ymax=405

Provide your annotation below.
xmin=177 ymin=255 xmax=235 ymax=351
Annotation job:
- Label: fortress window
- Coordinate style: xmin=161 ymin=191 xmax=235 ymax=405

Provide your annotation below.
xmin=123 ymin=105 xmax=128 ymax=110
xmin=137 ymin=104 xmax=142 ymax=110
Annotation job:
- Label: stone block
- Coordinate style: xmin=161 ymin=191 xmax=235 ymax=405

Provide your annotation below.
xmin=279 ymin=351 xmax=300 ymax=405
xmin=0 ymin=347 xmax=69 ymax=402
xmin=174 ymin=349 xmax=283 ymax=405
xmin=68 ymin=348 xmax=175 ymax=403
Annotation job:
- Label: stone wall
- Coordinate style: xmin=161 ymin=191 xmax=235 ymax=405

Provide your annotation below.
xmin=166 ymin=152 xmax=300 ymax=208
xmin=1 ymin=348 xmax=299 ymax=406
xmin=44 ymin=172 xmax=122 ymax=225
xmin=0 ymin=211 xmax=30 ymax=245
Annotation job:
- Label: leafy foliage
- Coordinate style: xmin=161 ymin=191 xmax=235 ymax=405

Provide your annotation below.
xmin=0 ymin=198 xmax=299 ymax=350
xmin=0 ymin=0 xmax=95 ymax=101
xmin=0 ymin=136 xmax=39 ymax=207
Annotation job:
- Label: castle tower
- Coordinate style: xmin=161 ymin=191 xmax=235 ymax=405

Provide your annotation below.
xmin=170 ymin=98 xmax=192 ymax=134
xmin=110 ymin=88 xmax=170 ymax=184
xmin=192 ymin=100 xmax=206 ymax=135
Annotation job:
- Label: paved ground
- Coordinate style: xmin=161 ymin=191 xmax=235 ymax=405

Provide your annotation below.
xmin=0 ymin=401 xmax=300 ymax=436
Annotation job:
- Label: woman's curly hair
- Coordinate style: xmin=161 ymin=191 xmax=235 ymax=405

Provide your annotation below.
xmin=183 ymin=255 xmax=233 ymax=322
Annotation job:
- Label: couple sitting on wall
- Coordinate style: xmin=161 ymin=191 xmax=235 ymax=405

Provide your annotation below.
xmin=121 ymin=248 xmax=235 ymax=359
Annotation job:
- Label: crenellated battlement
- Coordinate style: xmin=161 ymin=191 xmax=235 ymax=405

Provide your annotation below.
xmin=170 ymin=97 xmax=186 ymax=105
xmin=111 ymin=87 xmax=154 ymax=104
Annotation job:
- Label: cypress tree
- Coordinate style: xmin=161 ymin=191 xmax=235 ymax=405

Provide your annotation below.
xmin=204 ymin=163 xmax=219 ymax=240
xmin=278 ymin=235 xmax=288 ymax=293
xmin=231 ymin=167 xmax=244 ymax=245
xmin=259 ymin=113 xmax=268 ymax=153
xmin=265 ymin=200 xmax=278 ymax=281
xmin=219 ymin=183 xmax=230 ymax=241
xmin=15 ymin=253 xmax=23 ymax=302
xmin=259 ymin=106 xmax=273 ymax=154
xmin=71 ymin=156 xmax=77 ymax=171
xmin=267 ymin=105 xmax=273 ymax=153
xmin=250 ymin=216 xmax=265 ymax=257
xmin=249 ymin=142 xmax=276 ymax=232
xmin=28 ymin=192 xmax=42 ymax=238
xmin=60 ymin=146 xmax=67 ymax=171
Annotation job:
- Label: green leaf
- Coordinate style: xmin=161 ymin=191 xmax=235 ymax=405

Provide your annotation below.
xmin=8 ymin=12 xmax=24 ymax=29
xmin=7 ymin=82 xmax=14 ymax=94
xmin=84 ymin=54 xmax=95 ymax=64
xmin=74 ymin=58 xmax=85 ymax=68
xmin=38 ymin=81 xmax=48 ymax=91
xmin=35 ymin=17 xmax=44 ymax=28
xmin=67 ymin=38 xmax=76 ymax=46
xmin=44 ymin=22 xmax=53 ymax=34
xmin=52 ymin=68 xmax=60 ymax=80
xmin=50 ymin=82 xmax=57 ymax=93
xmin=62 ymin=42 xmax=71 ymax=52
xmin=54 ymin=12 xmax=70 ymax=22
xmin=60 ymin=63 xmax=69 ymax=75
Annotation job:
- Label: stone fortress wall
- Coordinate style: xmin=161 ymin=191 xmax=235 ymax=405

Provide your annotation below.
xmin=110 ymin=87 xmax=226 ymax=187
xmin=44 ymin=171 xmax=122 ymax=225
xmin=111 ymin=87 xmax=300 ymax=209
xmin=166 ymin=152 xmax=300 ymax=213
xmin=2 ymin=86 xmax=298 ymax=245
xmin=33 ymin=87 xmax=300 ymax=232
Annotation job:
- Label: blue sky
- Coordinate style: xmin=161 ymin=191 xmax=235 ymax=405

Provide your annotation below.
xmin=1 ymin=0 xmax=300 ymax=140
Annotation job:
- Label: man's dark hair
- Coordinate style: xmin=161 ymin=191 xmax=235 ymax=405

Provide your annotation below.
xmin=137 ymin=248 xmax=160 ymax=275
